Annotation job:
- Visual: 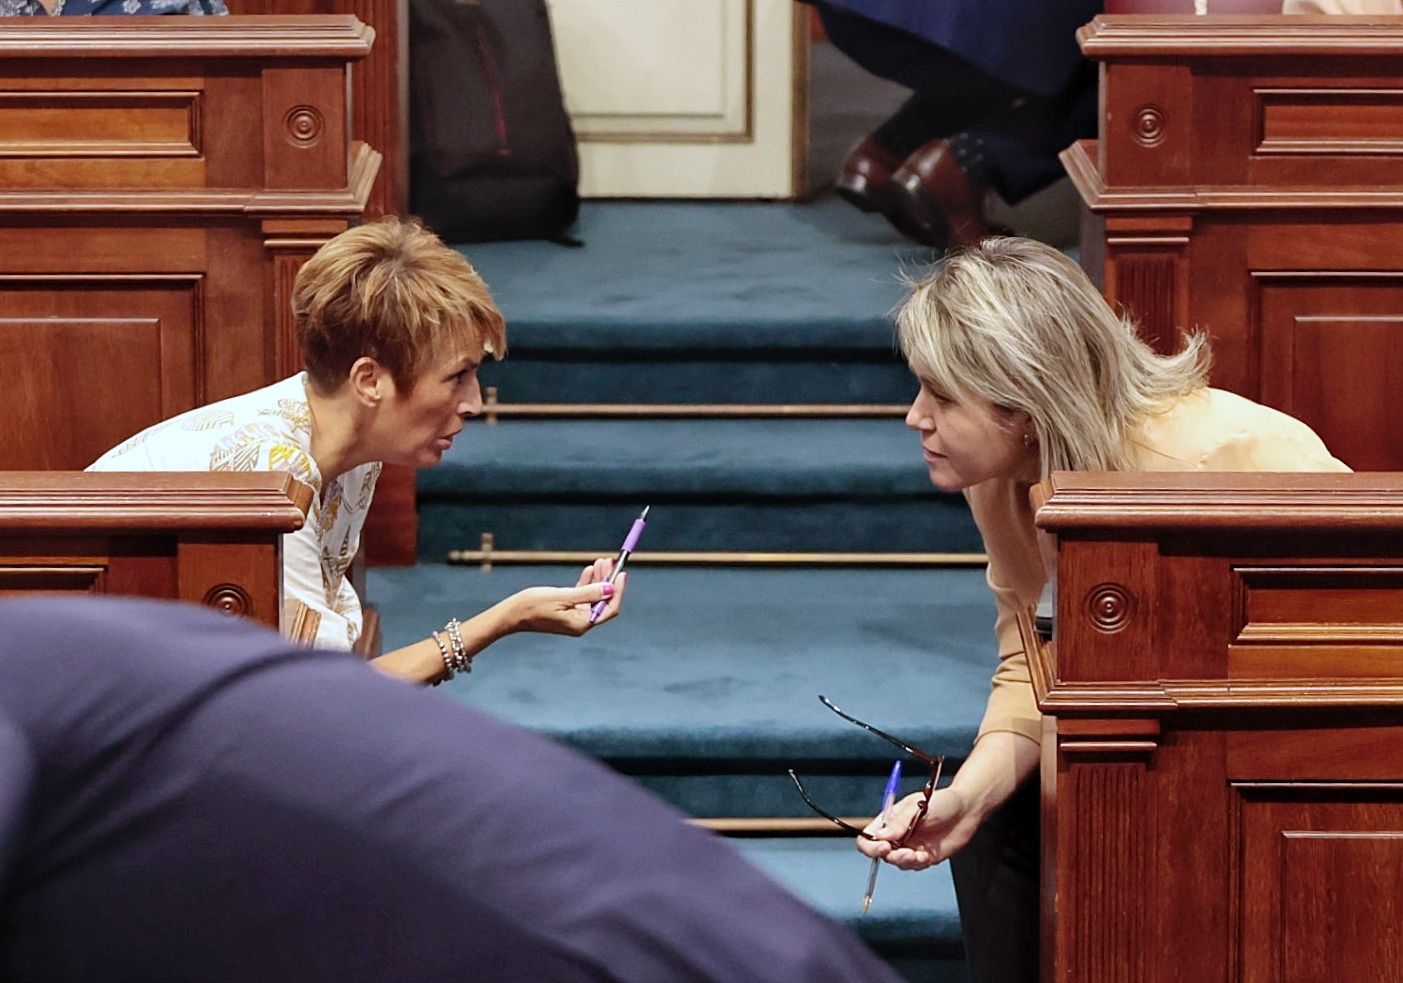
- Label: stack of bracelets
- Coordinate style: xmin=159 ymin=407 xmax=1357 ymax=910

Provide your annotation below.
xmin=430 ymin=617 xmax=472 ymax=681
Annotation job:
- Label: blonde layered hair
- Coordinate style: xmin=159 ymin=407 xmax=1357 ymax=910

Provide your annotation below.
xmin=896 ymin=237 xmax=1210 ymax=476
xmin=293 ymin=216 xmax=507 ymax=393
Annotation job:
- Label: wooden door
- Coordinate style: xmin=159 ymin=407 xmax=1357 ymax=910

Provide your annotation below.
xmin=549 ymin=0 xmax=807 ymax=198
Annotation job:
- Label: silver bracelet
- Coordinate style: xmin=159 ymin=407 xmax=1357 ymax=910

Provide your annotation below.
xmin=445 ymin=617 xmax=472 ymax=675
xmin=430 ymin=629 xmax=454 ymax=683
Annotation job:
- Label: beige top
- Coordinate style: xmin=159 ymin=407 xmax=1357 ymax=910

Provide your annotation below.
xmin=966 ymin=388 xmax=1350 ymax=744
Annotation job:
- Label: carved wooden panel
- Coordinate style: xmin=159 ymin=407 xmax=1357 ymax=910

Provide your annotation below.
xmin=1248 ymin=83 xmax=1403 ymax=187
xmin=1097 ymin=62 xmax=1195 ymax=187
xmin=1237 ymin=786 xmax=1403 ymax=983
xmin=1255 ymin=275 xmax=1403 ymax=471
xmin=345 ymin=0 xmax=407 ymax=218
xmin=261 ymin=66 xmax=349 ymax=190
xmin=0 ymin=87 xmax=206 ymax=189
xmin=0 ymin=564 xmax=105 ymax=596
xmin=0 ymin=276 xmax=201 ymax=470
xmin=179 ymin=538 xmax=280 ymax=626
xmin=266 ymin=245 xmax=318 ymax=379
xmin=1230 ymin=566 xmax=1403 ymax=677
xmin=1257 ymin=88 xmax=1403 ymax=155
xmin=1104 ymin=235 xmax=1190 ymax=355
xmin=1229 ymin=726 xmax=1403 ymax=783
xmin=1067 ymin=766 xmax=1149 ymax=980
xmin=0 ymin=89 xmax=201 ymax=155
xmin=1054 ymin=722 xmax=1159 ymax=983
xmin=1053 ymin=541 xmax=1160 ymax=683
xmin=230 ymin=0 xmax=406 ymax=218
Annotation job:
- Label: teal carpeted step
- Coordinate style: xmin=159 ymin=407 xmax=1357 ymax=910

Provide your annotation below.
xmin=416 ymin=418 xmax=980 ymax=557
xmin=427 ymin=200 xmax=976 ymax=981
xmin=734 ymin=837 xmax=967 ymax=982
xmin=459 ymin=199 xmax=938 ymax=405
xmin=460 ymin=200 xmax=939 ymax=343
xmin=419 ymin=499 xmax=978 ymax=559
xmin=478 ymin=351 xmax=915 ymax=406
xmin=367 ymin=564 xmax=993 ymax=818
xmin=626 ymin=769 xmax=954 ymax=825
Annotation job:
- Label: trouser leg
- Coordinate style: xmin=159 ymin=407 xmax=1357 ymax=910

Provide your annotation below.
xmin=812 ymin=2 xmax=1026 ymax=155
xmin=954 ymin=62 xmax=1098 ymax=204
xmin=948 ymin=775 xmax=1041 ymax=983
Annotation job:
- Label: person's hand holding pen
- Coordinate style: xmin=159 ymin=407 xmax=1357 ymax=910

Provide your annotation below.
xmin=492 ymin=507 xmax=648 ymax=637
xmin=497 ymin=557 xmax=627 ymax=637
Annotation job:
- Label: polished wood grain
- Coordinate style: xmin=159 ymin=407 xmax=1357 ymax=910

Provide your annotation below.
xmin=231 ymin=1 xmax=405 ymax=220
xmin=1065 ymin=15 xmax=1403 ymax=471
xmin=229 ymin=2 xmax=416 ymax=565
xmin=1030 ymin=471 xmax=1403 ymax=983
xmin=0 ymin=15 xmax=376 ymax=477
xmin=0 ymin=472 xmax=311 ymax=633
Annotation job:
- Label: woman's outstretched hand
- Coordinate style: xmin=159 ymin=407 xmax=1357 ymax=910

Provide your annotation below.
xmin=501 ymin=557 xmax=627 ymax=636
xmin=854 ymin=786 xmax=982 ymax=871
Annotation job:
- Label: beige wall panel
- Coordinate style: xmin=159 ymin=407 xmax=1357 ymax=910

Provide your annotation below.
xmin=549 ymin=0 xmax=803 ymax=198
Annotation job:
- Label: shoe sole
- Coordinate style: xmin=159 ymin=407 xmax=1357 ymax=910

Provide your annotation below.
xmin=834 ymin=175 xmax=884 ymax=214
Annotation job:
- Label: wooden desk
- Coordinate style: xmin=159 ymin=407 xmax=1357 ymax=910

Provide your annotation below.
xmin=0 ymin=16 xmax=378 ymax=476
xmin=1064 ymin=16 xmax=1403 ymax=471
xmin=0 ymin=472 xmax=311 ymax=635
xmin=1028 ymin=472 xmax=1403 ymax=983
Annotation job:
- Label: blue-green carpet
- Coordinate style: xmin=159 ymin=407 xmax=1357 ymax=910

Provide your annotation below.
xmin=370 ymin=565 xmax=992 ymax=763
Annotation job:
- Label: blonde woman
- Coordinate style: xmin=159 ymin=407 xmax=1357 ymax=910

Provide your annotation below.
xmin=90 ymin=217 xmax=624 ymax=683
xmin=858 ymin=237 xmax=1347 ymax=982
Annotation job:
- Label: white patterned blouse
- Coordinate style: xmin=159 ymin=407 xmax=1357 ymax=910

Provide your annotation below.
xmin=88 ymin=373 xmax=381 ymax=651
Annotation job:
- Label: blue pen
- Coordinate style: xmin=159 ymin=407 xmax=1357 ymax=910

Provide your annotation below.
xmin=863 ymin=760 xmax=903 ymax=914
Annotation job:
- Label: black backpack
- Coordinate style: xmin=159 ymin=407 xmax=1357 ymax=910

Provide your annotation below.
xmin=409 ymin=0 xmax=581 ymax=244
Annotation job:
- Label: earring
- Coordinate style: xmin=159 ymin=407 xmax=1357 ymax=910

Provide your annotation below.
xmin=1023 ymin=431 xmax=1036 ymax=449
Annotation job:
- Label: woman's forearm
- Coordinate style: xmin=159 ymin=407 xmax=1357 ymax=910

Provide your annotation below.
xmin=947 ymin=729 xmax=1041 ymax=822
xmin=369 ymin=598 xmax=519 ymax=685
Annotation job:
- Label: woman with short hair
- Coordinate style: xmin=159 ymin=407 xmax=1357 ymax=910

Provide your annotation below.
xmin=90 ymin=217 xmax=624 ymax=683
xmin=858 ymin=237 xmax=1347 ymax=982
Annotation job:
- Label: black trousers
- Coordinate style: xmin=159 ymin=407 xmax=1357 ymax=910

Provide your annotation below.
xmin=814 ymin=2 xmax=1096 ymax=204
xmin=949 ymin=776 xmax=1041 ymax=983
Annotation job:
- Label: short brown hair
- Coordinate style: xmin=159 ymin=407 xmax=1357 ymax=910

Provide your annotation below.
xmin=293 ymin=217 xmax=507 ymax=392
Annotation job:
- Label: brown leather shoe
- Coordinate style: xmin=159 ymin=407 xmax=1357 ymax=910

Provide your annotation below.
xmin=887 ymin=139 xmax=1001 ymax=249
xmin=834 ymin=134 xmax=905 ymax=215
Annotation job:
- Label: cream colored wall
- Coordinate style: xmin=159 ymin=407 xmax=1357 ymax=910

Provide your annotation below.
xmin=548 ymin=0 xmax=806 ymax=198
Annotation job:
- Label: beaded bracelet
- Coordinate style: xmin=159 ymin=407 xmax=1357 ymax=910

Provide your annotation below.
xmin=430 ymin=629 xmax=454 ymax=683
xmin=444 ymin=617 xmax=472 ymax=675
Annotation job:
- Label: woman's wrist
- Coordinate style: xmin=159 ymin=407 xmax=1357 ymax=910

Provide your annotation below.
xmin=484 ymin=594 xmax=523 ymax=637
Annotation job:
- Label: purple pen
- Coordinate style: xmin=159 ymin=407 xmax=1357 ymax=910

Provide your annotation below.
xmin=588 ymin=505 xmax=649 ymax=624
